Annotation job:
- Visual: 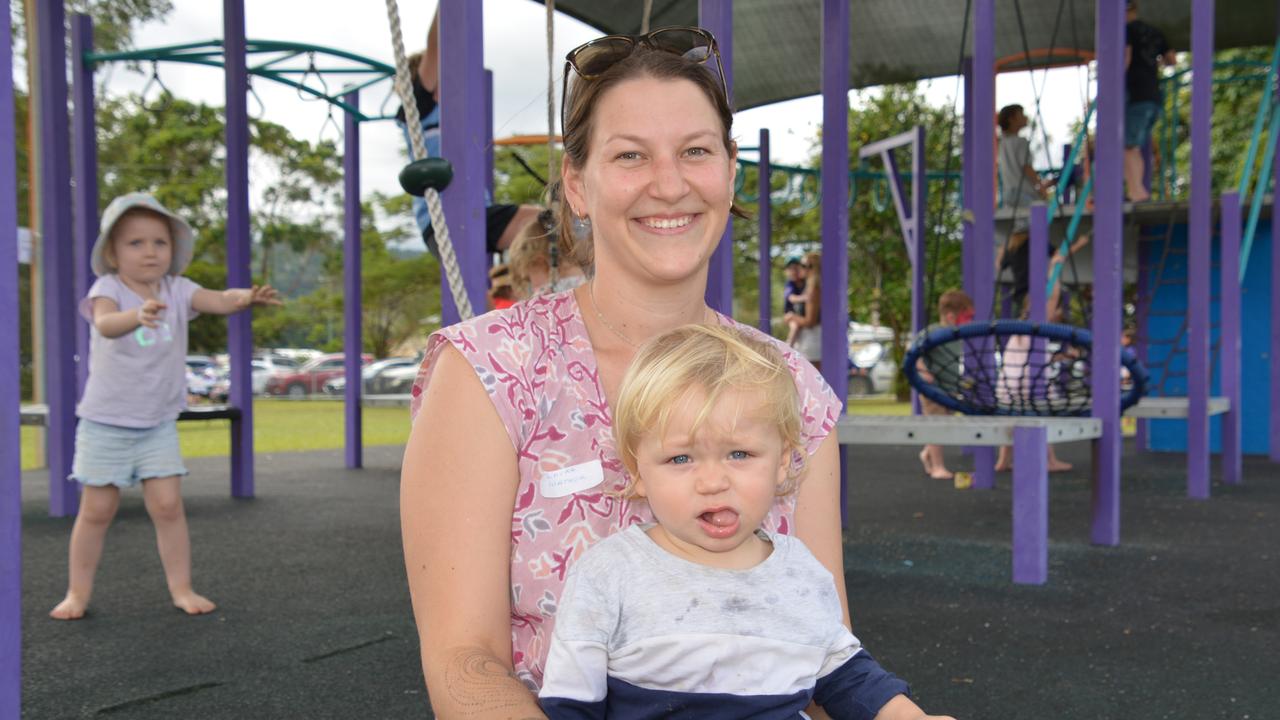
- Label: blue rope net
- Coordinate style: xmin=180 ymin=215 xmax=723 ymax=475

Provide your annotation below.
xmin=902 ymin=320 xmax=1148 ymax=417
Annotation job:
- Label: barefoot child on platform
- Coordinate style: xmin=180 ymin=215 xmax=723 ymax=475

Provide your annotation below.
xmin=51 ymin=193 xmax=281 ymax=620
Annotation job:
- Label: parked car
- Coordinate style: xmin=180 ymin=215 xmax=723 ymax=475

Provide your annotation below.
xmin=186 ymin=354 xmax=217 ymax=376
xmin=374 ymin=363 xmax=420 ymax=396
xmin=207 ymin=359 xmax=273 ymax=403
xmin=847 ymin=322 xmax=897 ymax=397
xmin=323 ymin=356 xmax=420 ymax=395
xmin=264 ymin=353 xmax=373 ymax=397
xmin=186 ymin=367 xmax=216 ymax=399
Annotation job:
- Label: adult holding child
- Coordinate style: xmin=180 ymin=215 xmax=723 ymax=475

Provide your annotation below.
xmin=401 ymin=28 xmax=948 ymax=719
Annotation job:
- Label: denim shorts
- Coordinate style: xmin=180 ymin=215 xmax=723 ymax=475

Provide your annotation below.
xmin=1125 ymin=101 xmax=1161 ymax=148
xmin=70 ymin=419 xmax=188 ymax=488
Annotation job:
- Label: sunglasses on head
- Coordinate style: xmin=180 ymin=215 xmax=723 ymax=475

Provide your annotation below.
xmin=560 ymin=26 xmax=727 ymax=137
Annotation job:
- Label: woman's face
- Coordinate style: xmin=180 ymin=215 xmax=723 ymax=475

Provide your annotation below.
xmin=564 ymin=75 xmax=735 ymax=286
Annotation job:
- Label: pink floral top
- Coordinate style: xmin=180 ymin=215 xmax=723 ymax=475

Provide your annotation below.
xmin=409 ymin=290 xmax=842 ymax=689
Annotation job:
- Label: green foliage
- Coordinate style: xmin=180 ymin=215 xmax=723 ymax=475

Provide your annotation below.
xmin=493 ymin=141 xmax=561 ymax=207
xmin=730 ymin=83 xmax=963 ymax=398
xmin=10 ymin=0 xmax=175 ymax=60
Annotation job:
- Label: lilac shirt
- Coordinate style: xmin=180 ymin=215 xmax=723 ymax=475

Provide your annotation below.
xmin=76 ymin=274 xmax=202 ymax=428
xmin=409 ymin=290 xmax=843 ymax=689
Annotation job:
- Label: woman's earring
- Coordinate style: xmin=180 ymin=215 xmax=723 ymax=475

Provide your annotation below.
xmin=571 ymin=213 xmax=592 ymax=241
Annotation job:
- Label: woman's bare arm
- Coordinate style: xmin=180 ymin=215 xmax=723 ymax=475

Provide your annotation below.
xmin=792 ymin=433 xmax=850 ymax=626
xmin=401 ymin=345 xmax=546 ymax=718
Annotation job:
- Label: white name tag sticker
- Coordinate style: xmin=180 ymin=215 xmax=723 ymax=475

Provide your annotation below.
xmin=540 ymin=460 xmax=604 ymax=499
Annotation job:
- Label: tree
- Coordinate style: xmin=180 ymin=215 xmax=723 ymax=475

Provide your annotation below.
xmin=728 ymin=83 xmax=964 ymax=399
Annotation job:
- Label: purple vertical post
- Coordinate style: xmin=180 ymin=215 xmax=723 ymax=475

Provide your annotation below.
xmin=962 ymin=58 xmax=976 ymax=300
xmin=343 ymin=91 xmax=362 ymax=470
xmin=700 ymin=0 xmax=734 ymax=314
xmin=36 ymin=0 xmax=78 ymax=517
xmin=1273 ymin=3 xmax=1280 ymax=465
xmin=1091 ymin=0 xmax=1125 ymax=545
xmin=71 ymin=15 xmax=97 ymax=394
xmin=1219 ymin=192 xmax=1242 ymax=484
xmin=820 ymin=0 xmax=850 ymax=404
xmin=224 ymin=0 xmax=254 ymax=498
xmin=439 ymin=0 xmax=486 ymax=325
xmin=1029 ymin=203 xmax=1048 ymax=400
xmin=971 ymin=0 xmax=997 ymax=490
xmin=1 ymin=0 xmax=22 ymax=709
xmin=484 ymin=70 xmax=494 ymax=199
xmin=821 ymin=0 xmax=850 ymax=526
xmin=1011 ymin=426 xmax=1049 ymax=584
xmin=757 ymin=128 xmax=772 ymax=333
xmin=1186 ymin=0 xmax=1213 ymax=499
xmin=911 ymin=127 xmax=927 ymax=337
xmin=1135 ymin=241 xmax=1149 ymax=450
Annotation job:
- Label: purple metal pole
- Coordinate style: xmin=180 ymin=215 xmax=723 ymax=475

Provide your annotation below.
xmin=1091 ymin=0 xmax=1125 ymax=545
xmin=71 ymin=15 xmax=97 ymax=395
xmin=1029 ymin=203 xmax=1048 ymax=400
xmin=962 ymin=58 xmax=976 ymax=300
xmin=1011 ymin=426 xmax=1049 ymax=584
xmin=343 ymin=91 xmax=362 ymax=470
xmin=820 ymin=0 xmax=850 ymax=404
xmin=484 ymin=70 xmax=494 ymax=199
xmin=1135 ymin=240 xmax=1149 ymax=450
xmin=224 ymin=0 xmax=254 ymax=498
xmin=971 ymin=0 xmax=997 ymax=490
xmin=757 ymin=128 xmax=772 ymax=334
xmin=36 ymin=0 xmax=79 ymax=517
xmin=1 ymin=0 xmax=23 ymax=709
xmin=912 ymin=127 xmax=927 ymax=337
xmin=1186 ymin=0 xmax=1214 ymax=500
xmin=439 ymin=0 xmax=487 ymax=325
xmin=1273 ymin=3 xmax=1280 ymax=464
xmin=821 ymin=0 xmax=850 ymax=527
xmin=1220 ymin=192 xmax=1242 ymax=484
xmin=700 ymin=0 xmax=734 ymax=314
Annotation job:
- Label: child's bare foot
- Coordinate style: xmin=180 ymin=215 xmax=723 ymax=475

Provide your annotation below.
xmin=50 ymin=594 xmax=89 ymax=620
xmin=918 ymin=449 xmax=933 ymax=476
xmin=993 ymin=461 xmax=1013 ymax=472
xmin=1048 ymin=459 xmax=1074 ymax=473
xmin=172 ymin=590 xmax=217 ymax=615
xmin=928 ymin=467 xmax=955 ymax=481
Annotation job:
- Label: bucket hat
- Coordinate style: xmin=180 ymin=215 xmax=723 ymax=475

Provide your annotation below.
xmin=90 ymin=193 xmax=195 ymax=277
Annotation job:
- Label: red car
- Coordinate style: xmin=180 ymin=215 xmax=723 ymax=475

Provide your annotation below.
xmin=264 ymin=353 xmax=373 ymax=397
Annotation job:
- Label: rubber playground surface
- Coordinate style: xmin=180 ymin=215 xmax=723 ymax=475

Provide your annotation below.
xmin=17 ymin=440 xmax=1279 ymax=719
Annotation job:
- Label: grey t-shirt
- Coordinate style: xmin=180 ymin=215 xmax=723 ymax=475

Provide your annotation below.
xmin=998 ymin=133 xmax=1042 ymax=211
xmin=76 ymin=273 xmax=202 ymax=428
xmin=540 ymin=524 xmax=909 ymax=716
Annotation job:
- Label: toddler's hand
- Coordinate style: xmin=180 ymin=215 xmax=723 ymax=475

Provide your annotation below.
xmin=137 ymin=299 xmax=166 ymax=328
xmin=248 ymin=284 xmax=282 ymax=307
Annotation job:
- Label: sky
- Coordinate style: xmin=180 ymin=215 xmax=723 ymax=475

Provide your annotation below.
xmin=100 ymin=0 xmax=1094 ymax=202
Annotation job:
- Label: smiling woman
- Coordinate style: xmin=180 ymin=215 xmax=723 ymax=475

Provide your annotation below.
xmin=399 ymin=29 xmax=852 ymax=720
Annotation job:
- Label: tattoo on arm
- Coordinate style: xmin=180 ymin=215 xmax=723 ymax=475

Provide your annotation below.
xmin=442 ymin=647 xmax=543 ymax=718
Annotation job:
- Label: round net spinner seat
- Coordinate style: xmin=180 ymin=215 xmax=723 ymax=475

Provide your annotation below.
xmin=902 ymin=320 xmax=1147 ymax=417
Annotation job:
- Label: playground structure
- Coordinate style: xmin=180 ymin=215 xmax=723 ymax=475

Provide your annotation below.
xmin=3 ymin=0 xmax=1280 ymax=715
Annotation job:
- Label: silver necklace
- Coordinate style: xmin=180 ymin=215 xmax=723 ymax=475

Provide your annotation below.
xmin=589 ymin=281 xmax=638 ymax=348
xmin=587 ymin=281 xmax=716 ymax=349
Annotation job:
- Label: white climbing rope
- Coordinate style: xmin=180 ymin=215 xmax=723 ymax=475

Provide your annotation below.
xmin=385 ymin=0 xmax=474 ymax=320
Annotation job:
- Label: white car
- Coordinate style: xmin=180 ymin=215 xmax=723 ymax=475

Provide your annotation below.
xmin=847 ymin=322 xmax=897 ymax=397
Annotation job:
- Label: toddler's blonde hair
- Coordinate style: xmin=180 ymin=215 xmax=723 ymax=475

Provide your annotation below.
xmin=613 ymin=323 xmax=806 ymax=498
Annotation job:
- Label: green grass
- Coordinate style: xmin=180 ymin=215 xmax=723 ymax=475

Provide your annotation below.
xmin=20 ymin=399 xmax=413 ymax=471
xmin=846 ymin=396 xmax=912 ymax=416
xmin=21 ymin=396 xmax=912 ymax=471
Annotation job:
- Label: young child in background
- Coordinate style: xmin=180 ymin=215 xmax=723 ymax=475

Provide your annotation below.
xmin=782 ymin=256 xmax=807 ymax=346
xmin=538 ymin=324 xmax=951 ymax=720
xmin=916 ymin=289 xmax=975 ymax=481
xmin=50 ymin=193 xmax=281 ymax=620
xmin=994 ymin=286 xmax=1073 ymax=473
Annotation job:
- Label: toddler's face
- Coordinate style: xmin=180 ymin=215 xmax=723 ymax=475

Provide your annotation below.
xmin=631 ymin=385 xmax=789 ymax=569
xmin=109 ymin=214 xmax=172 ymax=284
